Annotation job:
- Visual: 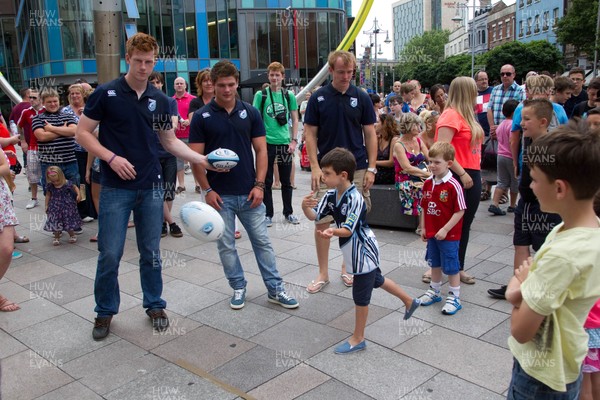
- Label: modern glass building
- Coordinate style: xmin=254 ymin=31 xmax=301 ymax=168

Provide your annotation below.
xmin=8 ymin=0 xmax=347 ymax=99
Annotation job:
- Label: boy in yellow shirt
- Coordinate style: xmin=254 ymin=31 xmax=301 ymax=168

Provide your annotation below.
xmin=505 ymin=113 xmax=600 ymax=398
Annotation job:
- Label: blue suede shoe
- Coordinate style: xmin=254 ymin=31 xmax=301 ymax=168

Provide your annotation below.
xmin=403 ymin=298 xmax=421 ymax=320
xmin=334 ymin=340 xmax=366 ymax=354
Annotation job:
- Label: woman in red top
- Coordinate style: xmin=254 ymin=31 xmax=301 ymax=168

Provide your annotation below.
xmin=435 ymin=77 xmax=484 ymax=285
xmin=0 ymin=123 xmax=19 ymax=169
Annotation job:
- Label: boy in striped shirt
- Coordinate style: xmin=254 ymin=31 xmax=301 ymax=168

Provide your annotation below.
xmin=418 ymin=142 xmax=466 ymax=315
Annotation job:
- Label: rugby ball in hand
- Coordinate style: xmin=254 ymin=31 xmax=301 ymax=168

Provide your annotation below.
xmin=179 ymin=201 xmax=225 ymax=242
xmin=207 ymin=148 xmax=239 ymax=169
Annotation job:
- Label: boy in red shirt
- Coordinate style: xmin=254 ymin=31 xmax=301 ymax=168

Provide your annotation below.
xmin=418 ymin=142 xmax=466 ymax=315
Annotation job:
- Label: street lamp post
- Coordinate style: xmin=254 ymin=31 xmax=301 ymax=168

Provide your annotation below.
xmin=452 ymin=0 xmax=491 ymax=78
xmin=363 ymin=18 xmax=391 ymax=93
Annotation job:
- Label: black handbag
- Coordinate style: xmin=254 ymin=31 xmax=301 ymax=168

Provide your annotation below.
xmin=10 ymin=159 xmax=22 ymax=175
xmin=481 ymin=138 xmax=498 ymax=171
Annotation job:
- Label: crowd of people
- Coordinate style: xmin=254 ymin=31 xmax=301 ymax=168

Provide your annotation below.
xmin=1 ymin=32 xmax=600 ymax=398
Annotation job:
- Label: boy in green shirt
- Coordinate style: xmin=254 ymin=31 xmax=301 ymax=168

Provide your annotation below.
xmin=505 ymin=113 xmax=600 ymax=398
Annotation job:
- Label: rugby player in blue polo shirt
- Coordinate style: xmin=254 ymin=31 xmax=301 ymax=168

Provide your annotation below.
xmin=188 ymin=60 xmax=298 ymax=311
xmin=76 ymin=33 xmax=213 ymax=341
xmin=303 ymin=50 xmax=378 ymax=294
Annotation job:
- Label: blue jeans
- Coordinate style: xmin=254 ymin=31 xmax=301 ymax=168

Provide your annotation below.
xmin=94 ymin=186 xmax=166 ymax=316
xmin=217 ymin=195 xmax=283 ymax=295
xmin=507 ymin=358 xmax=582 ymax=400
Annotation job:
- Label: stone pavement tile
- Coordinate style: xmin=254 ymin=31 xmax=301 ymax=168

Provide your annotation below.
xmin=0 ymin=350 xmax=74 ymax=400
xmin=260 ymin=290 xmax=354 ymax=324
xmin=473 ymin=219 xmax=515 ymax=235
xmin=35 ymin=381 xmax=103 ymax=400
xmin=204 ymin=271 xmax=268 ymax=300
xmin=211 ymin=345 xmax=295 ymax=392
xmin=479 ymin=318 xmax=511 ymax=350
xmin=232 ymin=251 xmax=307 ymax=279
xmin=152 ymin=325 xmax=256 ymax=372
xmin=27 ymin=271 xmax=93 ymax=306
xmin=466 ymin=259 xmax=510 ymax=281
xmin=61 ymin=339 xmax=147 ymax=377
xmin=157 ymin=279 xmax=228 ymax=317
xmin=337 ymin=279 xmax=422 ymax=311
xmin=277 ymin=243 xmax=342 ymax=265
xmin=486 ymin=248 xmax=517 ymax=266
xmin=459 ymin=278 xmax=508 ymax=308
xmin=308 ymin=341 xmax=438 ymax=400
xmin=109 ymin=308 xmax=201 ymax=350
xmin=179 ymin=240 xmax=249 ymax=264
xmin=465 ymin=242 xmax=492 ymax=258
xmin=251 ymin=316 xmax=347 ymax=361
xmin=62 ymin=292 xmax=142 ymax=322
xmin=366 ymin=312 xmax=434 ymax=348
xmin=14 ymin=313 xmax=118 ymax=364
xmin=400 ymin=371 xmax=506 ymax=400
xmin=0 ymin=297 xmax=67 ymax=333
xmin=411 ymin=299 xmax=509 ymax=338
xmin=283 ymin=229 xmax=323 ymax=246
xmin=483 ymin=264 xmax=515 ymax=286
xmin=34 ymin=245 xmax=99 ymax=266
xmin=237 ymin=235 xmax=309 ymax=255
xmin=6 ymin=248 xmax=39 ymax=266
xmin=4 ymin=259 xmax=68 ymax=286
xmin=475 ymin=246 xmax=509 ymax=260
xmin=395 ymin=326 xmax=512 ymax=394
xmin=295 ymin=379 xmax=375 ymax=400
xmin=0 ymin=280 xmax=33 ymax=304
xmin=117 ymin=268 xmax=175 ymax=297
xmin=0 ymin=328 xmax=27 ymax=359
xmin=281 ymin=264 xmax=352 ymax=295
xmin=61 ymin=256 xmax=138 ymax=280
xmin=162 ymin=258 xmax=225 ymax=286
xmin=104 ymin=363 xmax=237 ymax=400
xmin=371 ymin=228 xmax=419 ymax=246
xmin=189 ymin=299 xmax=290 ymax=339
xmin=65 ymin=349 xmax=167 ymax=395
xmin=248 ymin=365 xmax=331 ymax=400
xmin=489 ymin=299 xmax=513 ymax=315
xmin=470 ymin=232 xmax=514 ymax=248
xmin=328 ymin=303 xmax=393 ymax=333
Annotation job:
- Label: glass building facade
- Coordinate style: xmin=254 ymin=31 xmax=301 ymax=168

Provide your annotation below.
xmin=9 ymin=0 xmax=346 ymax=97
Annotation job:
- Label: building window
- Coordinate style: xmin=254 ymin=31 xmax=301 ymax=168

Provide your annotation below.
xmin=492 ymin=24 xmax=496 ymax=42
xmin=543 ymin=11 xmax=549 ymax=30
xmin=534 ymin=15 xmax=540 ymax=33
xmin=519 ymin=0 xmax=524 ymax=8
xmin=498 ymin=22 xmax=503 ymax=40
xmin=553 ymin=8 xmax=559 ymax=27
xmin=527 ymin=18 xmax=532 ymax=35
xmin=519 ymin=20 xmax=523 ymax=37
xmin=481 ymin=30 xmax=486 ymax=45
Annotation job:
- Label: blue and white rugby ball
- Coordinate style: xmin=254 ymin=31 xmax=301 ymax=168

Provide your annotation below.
xmin=179 ymin=201 xmax=224 ymax=242
xmin=207 ymin=148 xmax=239 ymax=169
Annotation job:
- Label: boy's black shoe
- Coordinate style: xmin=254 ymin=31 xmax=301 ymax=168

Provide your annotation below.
xmin=161 ymin=222 xmax=168 ymax=237
xmin=169 ymin=222 xmax=183 ymax=238
xmin=146 ymin=309 xmax=169 ymax=331
xmin=487 ymin=285 xmax=507 ymax=299
xmin=92 ymin=316 xmax=112 ymax=340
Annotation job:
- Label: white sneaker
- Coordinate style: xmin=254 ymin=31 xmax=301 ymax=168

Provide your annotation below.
xmin=82 ymin=216 xmax=94 ymax=223
xmin=26 ymin=199 xmax=39 ymax=209
xmin=441 ymin=292 xmax=462 ymax=315
xmin=285 ymin=214 xmax=300 ymax=224
xmin=184 ymin=164 xmax=192 ymax=175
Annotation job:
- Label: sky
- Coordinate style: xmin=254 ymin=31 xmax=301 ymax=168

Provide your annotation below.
xmin=351 ymin=0 xmax=517 ymax=60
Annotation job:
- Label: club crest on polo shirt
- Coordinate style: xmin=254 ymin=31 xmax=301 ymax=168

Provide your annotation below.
xmin=202 ymin=112 xmax=211 ymax=118
xmin=350 ymin=97 xmax=357 ymax=108
xmin=148 ymin=99 xmax=156 ymax=112
xmin=239 ymin=109 xmax=247 ymax=119
xmin=317 ymin=96 xmax=325 ymax=102
xmin=107 ymin=90 xmax=117 ymax=97
xmin=440 ymin=190 xmax=448 ymax=202
xmin=341 ymin=204 xmax=348 ymax=215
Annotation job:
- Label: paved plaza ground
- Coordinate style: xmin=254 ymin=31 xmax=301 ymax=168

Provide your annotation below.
xmin=0 ymin=163 xmax=517 ymax=400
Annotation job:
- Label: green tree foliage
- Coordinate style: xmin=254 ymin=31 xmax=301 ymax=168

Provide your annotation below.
xmin=395 ymin=30 xmax=450 ymax=82
xmin=556 ymin=0 xmax=598 ymax=57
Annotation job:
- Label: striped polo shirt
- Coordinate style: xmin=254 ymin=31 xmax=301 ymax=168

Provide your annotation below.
xmin=31 ymin=110 xmax=77 ymax=164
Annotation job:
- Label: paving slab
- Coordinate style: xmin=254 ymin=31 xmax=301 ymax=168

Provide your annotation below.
xmin=248 ymin=365 xmax=331 ymax=400
xmin=152 ymin=325 xmax=257 ymax=372
xmin=189 ymin=298 xmax=290 ymax=339
xmin=0 ymin=350 xmax=73 ymax=400
xmin=162 ymin=257 xmax=227 ymax=286
xmin=327 ymin=303 xmax=393 ymax=333
xmin=34 ymin=244 xmax=98 ymax=266
xmin=0 ymin=297 xmax=67 ymax=333
xmin=295 ymin=379 xmax=375 ymax=400
xmin=395 ymin=326 xmax=512 ymax=394
xmin=61 ymin=256 xmax=139 ymax=280
xmin=400 ymin=371 xmax=506 ymax=400
xmin=158 ymin=279 xmax=228 ymax=316
xmin=479 ymin=317 xmax=511 ymax=350
xmin=0 ymin=280 xmax=33 ymax=304
xmin=366 ymin=312 xmax=434 ymax=348
xmin=27 ymin=271 xmax=94 ymax=305
xmin=3 ymin=258 xmax=68 ymax=286
xmin=62 ymin=292 xmax=143 ymax=322
xmin=35 ymin=381 xmax=104 ymax=400
xmin=308 ymin=340 xmax=439 ymax=400
xmin=0 ymin=328 xmax=27 ymax=359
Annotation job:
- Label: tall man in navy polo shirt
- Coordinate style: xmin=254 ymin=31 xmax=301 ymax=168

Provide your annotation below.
xmin=188 ymin=60 xmax=298 ymax=311
xmin=76 ymin=33 xmax=213 ymax=341
xmin=303 ymin=50 xmax=378 ymax=293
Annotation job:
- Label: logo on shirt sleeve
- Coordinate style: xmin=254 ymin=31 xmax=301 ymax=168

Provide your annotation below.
xmin=148 ymin=99 xmax=156 ymax=112
xmin=350 ymin=97 xmax=358 ymax=108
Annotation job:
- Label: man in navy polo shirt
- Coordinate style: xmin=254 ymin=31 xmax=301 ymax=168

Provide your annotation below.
xmin=188 ymin=60 xmax=298 ymax=311
xmin=303 ymin=50 xmax=378 ymax=293
xmin=76 ymin=33 xmax=212 ymax=341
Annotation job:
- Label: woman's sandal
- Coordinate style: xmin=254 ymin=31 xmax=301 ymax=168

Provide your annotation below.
xmin=341 ymin=274 xmax=354 ymax=287
xmin=68 ymin=236 xmax=77 ymax=244
xmin=499 ymin=194 xmax=509 ymax=204
xmin=480 ymin=190 xmax=491 ymax=201
xmin=0 ymin=296 xmax=20 ymax=312
xmin=422 ymin=273 xmax=432 ymax=284
xmin=460 ymin=272 xmax=476 ymax=285
xmin=14 ymin=236 xmax=30 ymax=243
xmin=53 ymin=238 xmax=60 ymax=246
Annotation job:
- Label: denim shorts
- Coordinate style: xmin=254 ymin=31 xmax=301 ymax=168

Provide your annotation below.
xmin=425 ymin=239 xmax=460 ymax=275
xmin=507 ymin=358 xmax=582 ymax=399
xmin=352 ymin=268 xmax=385 ymax=306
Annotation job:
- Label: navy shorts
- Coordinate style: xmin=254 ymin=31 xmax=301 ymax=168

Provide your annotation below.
xmin=160 ymin=156 xmax=177 ymax=201
xmin=425 ymin=239 xmax=460 ymax=275
xmin=352 ymin=268 xmax=385 ymax=306
xmin=513 ymin=199 xmax=561 ymax=251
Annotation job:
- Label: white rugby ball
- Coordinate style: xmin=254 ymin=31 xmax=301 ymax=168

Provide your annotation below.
xmin=207 ymin=148 xmax=239 ymax=169
xmin=179 ymin=201 xmax=225 ymax=242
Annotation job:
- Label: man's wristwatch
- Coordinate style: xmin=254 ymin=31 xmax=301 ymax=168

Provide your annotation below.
xmin=367 ymin=167 xmax=378 ymax=174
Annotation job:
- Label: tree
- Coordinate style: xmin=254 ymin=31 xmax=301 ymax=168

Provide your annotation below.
xmin=556 ymin=0 xmax=599 ymax=57
xmin=395 ymin=30 xmax=450 ymax=82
